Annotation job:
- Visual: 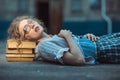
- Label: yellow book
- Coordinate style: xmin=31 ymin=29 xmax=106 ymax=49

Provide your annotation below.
xmin=6 ymin=49 xmax=33 ymax=54
xmin=7 ymin=39 xmax=36 ymax=49
xmin=6 ymin=53 xmax=35 ymax=58
xmin=6 ymin=57 xmax=34 ymax=62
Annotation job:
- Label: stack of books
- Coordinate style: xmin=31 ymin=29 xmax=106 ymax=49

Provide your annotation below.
xmin=6 ymin=39 xmax=36 ymax=62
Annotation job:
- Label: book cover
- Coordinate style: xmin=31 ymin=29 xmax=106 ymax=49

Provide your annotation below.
xmin=6 ymin=57 xmax=34 ymax=62
xmin=6 ymin=49 xmax=33 ymax=54
xmin=6 ymin=53 xmax=35 ymax=58
xmin=7 ymin=39 xmax=36 ymax=49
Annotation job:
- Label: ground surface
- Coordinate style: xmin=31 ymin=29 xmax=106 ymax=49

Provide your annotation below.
xmin=0 ymin=39 xmax=120 ymax=80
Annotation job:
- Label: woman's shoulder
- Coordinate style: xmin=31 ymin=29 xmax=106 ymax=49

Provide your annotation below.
xmin=37 ymin=34 xmax=68 ymax=49
xmin=37 ymin=35 xmax=60 ymax=44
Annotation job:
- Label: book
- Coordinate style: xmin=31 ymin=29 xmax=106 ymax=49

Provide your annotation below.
xmin=6 ymin=53 xmax=35 ymax=58
xmin=6 ymin=57 xmax=34 ymax=62
xmin=7 ymin=39 xmax=36 ymax=49
xmin=6 ymin=49 xmax=33 ymax=54
xmin=6 ymin=39 xmax=37 ymax=62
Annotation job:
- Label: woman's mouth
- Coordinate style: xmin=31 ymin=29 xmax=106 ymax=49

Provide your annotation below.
xmin=35 ymin=26 xmax=40 ymax=32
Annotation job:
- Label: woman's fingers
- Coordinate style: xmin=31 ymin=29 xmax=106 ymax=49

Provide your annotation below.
xmin=58 ymin=29 xmax=72 ymax=38
xmin=85 ymin=33 xmax=99 ymax=41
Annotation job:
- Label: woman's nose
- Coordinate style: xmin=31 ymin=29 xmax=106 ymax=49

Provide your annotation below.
xmin=30 ymin=24 xmax=35 ymax=29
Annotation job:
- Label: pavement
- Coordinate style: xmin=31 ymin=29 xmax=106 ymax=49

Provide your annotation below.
xmin=0 ymin=39 xmax=120 ymax=80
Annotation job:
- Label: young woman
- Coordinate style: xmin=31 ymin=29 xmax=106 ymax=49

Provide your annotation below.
xmin=8 ymin=16 xmax=120 ymax=65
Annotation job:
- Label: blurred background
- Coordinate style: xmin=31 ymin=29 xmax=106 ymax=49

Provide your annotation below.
xmin=0 ymin=0 xmax=120 ymax=40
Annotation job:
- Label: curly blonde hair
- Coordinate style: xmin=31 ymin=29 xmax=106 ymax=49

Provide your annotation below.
xmin=8 ymin=16 xmax=46 ymax=41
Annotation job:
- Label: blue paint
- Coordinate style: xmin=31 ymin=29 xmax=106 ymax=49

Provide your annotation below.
xmin=0 ymin=20 xmax=11 ymax=39
xmin=0 ymin=21 xmax=120 ymax=39
xmin=63 ymin=21 xmax=120 ymax=36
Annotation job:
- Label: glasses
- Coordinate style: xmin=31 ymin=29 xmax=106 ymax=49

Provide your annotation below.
xmin=23 ymin=19 xmax=35 ymax=39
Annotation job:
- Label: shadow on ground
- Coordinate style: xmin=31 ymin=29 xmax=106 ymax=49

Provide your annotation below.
xmin=0 ymin=39 xmax=120 ymax=80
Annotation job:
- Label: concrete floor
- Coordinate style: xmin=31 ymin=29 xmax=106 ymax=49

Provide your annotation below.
xmin=0 ymin=39 xmax=120 ymax=80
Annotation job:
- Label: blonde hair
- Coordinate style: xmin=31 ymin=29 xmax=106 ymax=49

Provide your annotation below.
xmin=8 ymin=16 xmax=46 ymax=41
xmin=8 ymin=16 xmax=46 ymax=52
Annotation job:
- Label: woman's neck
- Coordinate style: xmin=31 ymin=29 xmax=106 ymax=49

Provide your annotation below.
xmin=41 ymin=32 xmax=50 ymax=38
xmin=37 ymin=32 xmax=51 ymax=43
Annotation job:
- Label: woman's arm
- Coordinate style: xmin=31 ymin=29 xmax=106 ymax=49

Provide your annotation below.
xmin=58 ymin=30 xmax=85 ymax=65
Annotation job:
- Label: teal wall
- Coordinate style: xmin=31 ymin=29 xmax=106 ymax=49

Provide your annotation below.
xmin=0 ymin=21 xmax=120 ymax=39
xmin=63 ymin=21 xmax=120 ymax=36
xmin=0 ymin=21 xmax=11 ymax=39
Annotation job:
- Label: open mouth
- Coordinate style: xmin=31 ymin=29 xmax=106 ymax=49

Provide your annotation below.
xmin=35 ymin=26 xmax=40 ymax=32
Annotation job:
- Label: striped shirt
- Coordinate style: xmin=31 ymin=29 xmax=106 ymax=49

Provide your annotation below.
xmin=36 ymin=35 xmax=97 ymax=64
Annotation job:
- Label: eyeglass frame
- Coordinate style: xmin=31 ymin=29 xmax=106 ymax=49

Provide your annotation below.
xmin=22 ymin=19 xmax=35 ymax=39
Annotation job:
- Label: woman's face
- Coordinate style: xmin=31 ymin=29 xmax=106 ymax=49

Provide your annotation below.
xmin=19 ymin=19 xmax=44 ymax=40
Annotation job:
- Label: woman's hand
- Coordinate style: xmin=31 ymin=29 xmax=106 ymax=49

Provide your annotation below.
xmin=84 ymin=33 xmax=100 ymax=41
xmin=58 ymin=30 xmax=85 ymax=65
xmin=58 ymin=30 xmax=72 ymax=38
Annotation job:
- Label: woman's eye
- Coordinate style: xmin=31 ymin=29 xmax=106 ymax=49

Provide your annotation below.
xmin=26 ymin=27 xmax=30 ymax=32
